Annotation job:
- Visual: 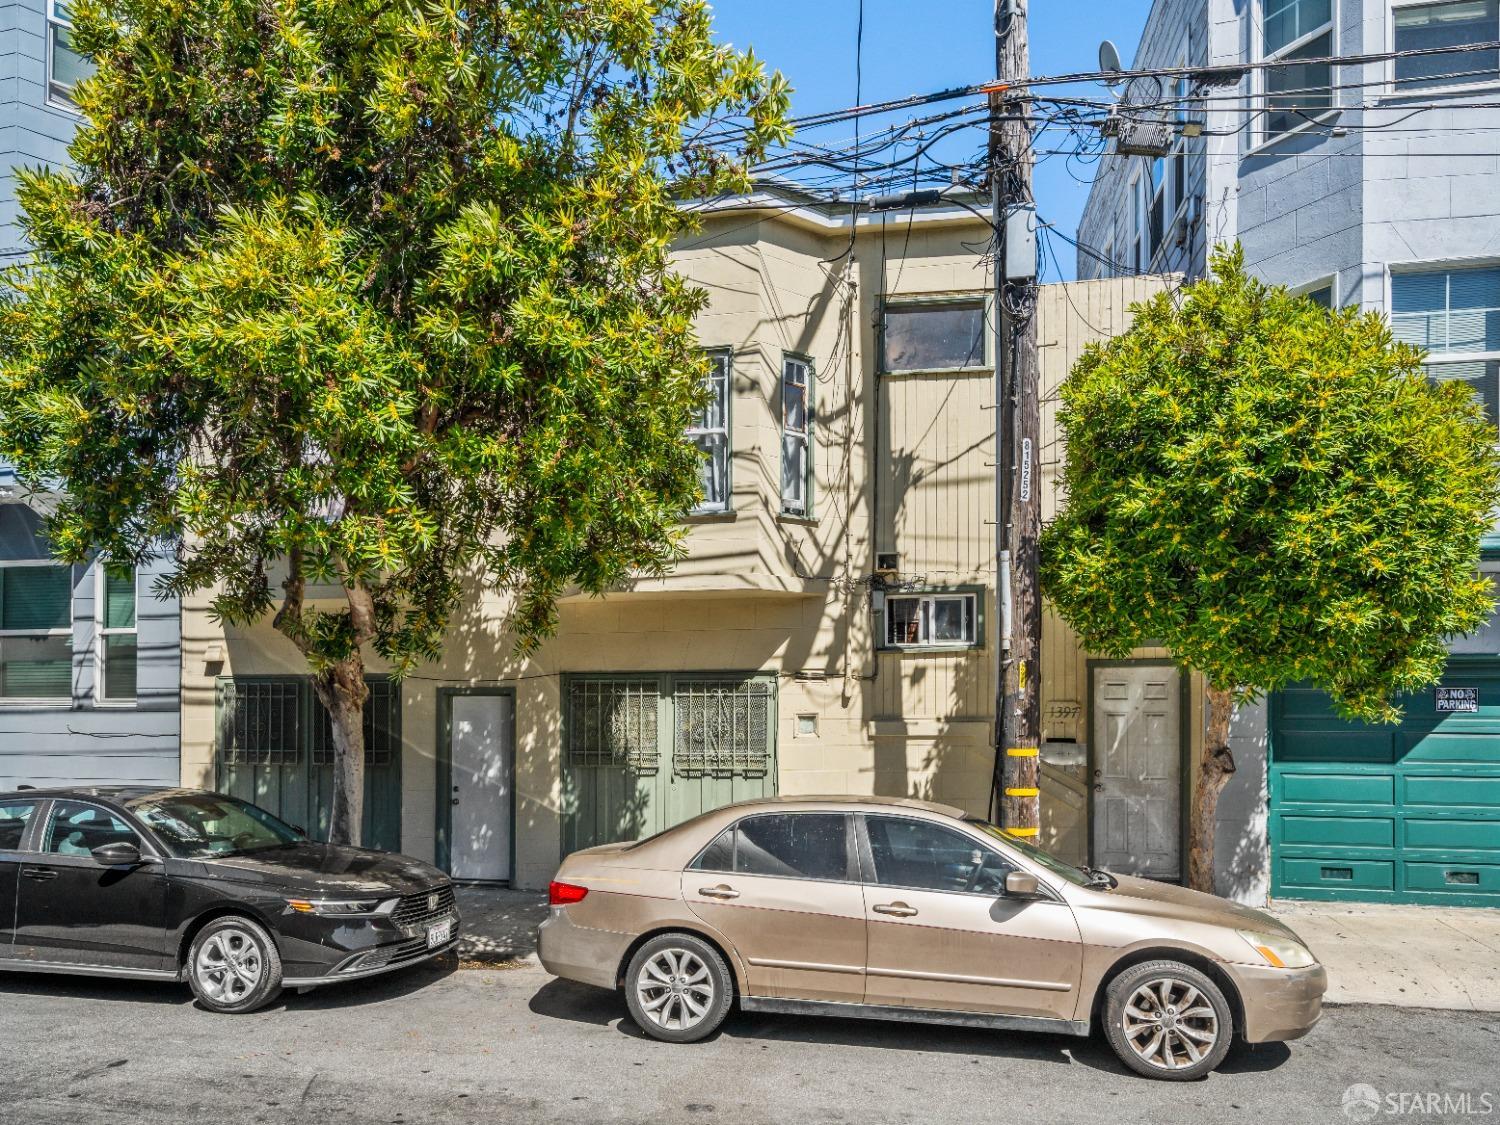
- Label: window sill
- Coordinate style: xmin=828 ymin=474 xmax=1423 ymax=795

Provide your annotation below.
xmin=1377 ymin=79 xmax=1500 ymax=102
xmin=45 ymin=94 xmax=83 ymax=116
xmin=879 ymin=644 xmax=984 ymax=655
xmin=777 ymin=513 xmax=819 ymax=527
xmin=685 ymin=509 xmax=738 ymax=524
xmin=1242 ymin=110 xmax=1342 ymax=159
xmin=881 ymin=365 xmax=994 ymax=378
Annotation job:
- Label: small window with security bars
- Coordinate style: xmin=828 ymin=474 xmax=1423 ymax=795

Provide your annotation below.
xmin=310 ymin=678 xmax=401 ymax=766
xmin=567 ymin=678 xmax=661 ymax=771
xmin=217 ymin=679 xmax=302 ymax=765
xmin=673 ymin=679 xmax=774 ymax=778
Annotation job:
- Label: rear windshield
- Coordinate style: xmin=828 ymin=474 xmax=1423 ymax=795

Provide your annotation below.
xmin=127 ymin=792 xmax=301 ymax=858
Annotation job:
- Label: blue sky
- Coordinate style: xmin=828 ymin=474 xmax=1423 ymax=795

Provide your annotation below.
xmin=707 ymin=1 xmax=1153 ymax=279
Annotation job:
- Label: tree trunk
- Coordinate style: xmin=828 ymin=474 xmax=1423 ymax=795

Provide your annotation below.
xmin=310 ymin=657 xmax=370 ymax=847
xmin=1188 ymin=683 xmax=1237 ymax=894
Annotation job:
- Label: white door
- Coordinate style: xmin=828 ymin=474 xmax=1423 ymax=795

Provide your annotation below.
xmin=449 ymin=693 xmax=514 ymax=882
xmin=1091 ymin=666 xmax=1181 ymax=879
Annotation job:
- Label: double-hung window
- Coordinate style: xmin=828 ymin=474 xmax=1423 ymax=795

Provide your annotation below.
xmin=47 ymin=1 xmax=93 ymax=108
xmin=687 ymin=351 xmax=731 ymax=513
xmin=780 ymin=355 xmax=813 ymax=516
xmin=1392 ymin=265 xmax=1500 ymax=431
xmin=98 ymin=567 xmax=138 ymax=702
xmin=0 ymin=562 xmax=73 ymax=700
xmin=1146 ymin=155 xmax=1168 ymax=263
xmin=883 ymin=591 xmax=980 ymax=649
xmin=1261 ymin=0 xmax=1334 ymax=139
xmin=1394 ymin=1 xmax=1500 ymax=90
xmin=1132 ymin=171 xmax=1147 ymax=273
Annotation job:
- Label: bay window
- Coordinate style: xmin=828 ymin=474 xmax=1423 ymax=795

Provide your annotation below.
xmin=688 ymin=351 xmax=731 ymax=513
xmin=781 ymin=355 xmax=813 ymax=517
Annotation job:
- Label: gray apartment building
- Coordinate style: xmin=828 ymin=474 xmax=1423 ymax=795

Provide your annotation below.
xmin=0 ymin=0 xmax=179 ymax=789
xmin=1077 ymin=0 xmax=1500 ymax=909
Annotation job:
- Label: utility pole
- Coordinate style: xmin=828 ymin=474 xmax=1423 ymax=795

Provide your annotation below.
xmin=990 ymin=0 xmax=1042 ymax=838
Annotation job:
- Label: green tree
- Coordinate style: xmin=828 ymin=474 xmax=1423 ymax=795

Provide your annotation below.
xmin=0 ymin=0 xmax=788 ymax=843
xmin=1041 ymin=247 xmax=1499 ymax=892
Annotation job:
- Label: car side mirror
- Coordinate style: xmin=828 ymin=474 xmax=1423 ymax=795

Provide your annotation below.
xmin=1004 ymin=870 xmax=1040 ymax=898
xmin=92 ymin=841 xmax=143 ymax=867
xmin=290 ymin=824 xmax=308 ymax=837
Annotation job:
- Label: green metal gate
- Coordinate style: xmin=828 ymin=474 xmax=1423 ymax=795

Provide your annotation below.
xmin=561 ymin=673 xmax=777 ymax=852
xmin=1270 ymin=659 xmax=1500 ymax=906
xmin=215 ymin=676 xmax=402 ymax=851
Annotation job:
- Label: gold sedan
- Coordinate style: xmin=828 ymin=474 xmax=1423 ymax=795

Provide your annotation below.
xmin=537 ymin=795 xmax=1326 ymax=1080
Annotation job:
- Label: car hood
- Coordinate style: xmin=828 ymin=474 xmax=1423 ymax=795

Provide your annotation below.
xmin=1083 ymin=873 xmax=1304 ymax=940
xmin=197 ymin=843 xmax=448 ymax=897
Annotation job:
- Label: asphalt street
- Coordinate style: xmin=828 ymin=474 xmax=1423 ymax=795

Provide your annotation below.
xmin=2 ymin=960 xmax=1496 ymax=1125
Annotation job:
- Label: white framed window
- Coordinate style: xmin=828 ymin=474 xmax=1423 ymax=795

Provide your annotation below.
xmin=47 ymin=1 xmax=94 ymax=108
xmin=1131 ymin=170 xmax=1147 ymax=274
xmin=780 ymin=354 xmax=813 ymax=516
xmin=1099 ymin=236 xmax=1115 ymax=279
xmin=1391 ymin=264 xmax=1500 ymax=430
xmin=687 ymin=350 xmax=730 ymax=514
xmin=0 ymin=561 xmax=73 ymax=701
xmin=881 ymin=302 xmax=986 ymax=373
xmin=1260 ymin=0 xmax=1335 ymax=140
xmin=1392 ymin=0 xmax=1500 ymax=91
xmin=883 ymin=591 xmax=980 ymax=649
xmin=96 ymin=565 xmax=138 ymax=703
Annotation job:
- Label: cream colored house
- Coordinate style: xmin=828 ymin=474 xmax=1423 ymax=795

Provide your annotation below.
xmin=180 ymin=184 xmax=1200 ymax=891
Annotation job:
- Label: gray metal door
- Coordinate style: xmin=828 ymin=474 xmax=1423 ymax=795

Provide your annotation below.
xmin=448 ymin=693 xmax=514 ymax=883
xmin=1092 ymin=666 xmax=1182 ymax=879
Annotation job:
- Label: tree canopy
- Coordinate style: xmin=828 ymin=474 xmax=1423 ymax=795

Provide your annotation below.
xmin=0 ymin=0 xmax=788 ymax=841
xmin=1042 ymin=247 xmax=1499 ymax=723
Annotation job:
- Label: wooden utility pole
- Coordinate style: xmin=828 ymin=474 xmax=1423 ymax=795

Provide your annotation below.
xmin=990 ymin=0 xmax=1042 ymax=838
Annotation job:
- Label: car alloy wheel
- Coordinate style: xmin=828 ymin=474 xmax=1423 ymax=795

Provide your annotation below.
xmin=623 ymin=933 xmax=733 ymax=1043
xmin=186 ymin=916 xmax=283 ymax=1014
xmin=1103 ymin=959 xmax=1233 ymax=1080
xmin=635 ymin=948 xmax=715 ymax=1033
xmin=196 ymin=927 xmax=264 ymax=1004
xmin=1121 ymin=977 xmax=1218 ymax=1071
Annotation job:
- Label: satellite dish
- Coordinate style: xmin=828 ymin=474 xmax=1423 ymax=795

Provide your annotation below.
xmin=1098 ymin=40 xmax=1123 ymax=85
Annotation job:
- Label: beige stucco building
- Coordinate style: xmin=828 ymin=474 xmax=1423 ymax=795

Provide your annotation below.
xmin=181 ymin=186 xmax=1201 ymax=892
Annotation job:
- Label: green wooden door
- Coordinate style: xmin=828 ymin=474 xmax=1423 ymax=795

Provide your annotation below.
xmin=216 ymin=676 xmax=402 ymax=852
xmin=561 ymin=674 xmax=777 ymax=853
xmin=1270 ymin=659 xmax=1500 ymax=906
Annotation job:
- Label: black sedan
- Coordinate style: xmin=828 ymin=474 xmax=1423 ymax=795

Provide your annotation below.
xmin=0 ymin=786 xmax=460 ymax=1013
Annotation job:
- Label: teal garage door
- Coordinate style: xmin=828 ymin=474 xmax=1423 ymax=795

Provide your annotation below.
xmin=1270 ymin=660 xmax=1500 ymax=906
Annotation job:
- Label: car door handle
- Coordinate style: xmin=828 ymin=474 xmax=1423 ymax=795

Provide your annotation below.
xmin=20 ymin=868 xmax=57 ymax=882
xmin=872 ymin=902 xmax=918 ymax=917
xmin=698 ymin=885 xmax=740 ymax=899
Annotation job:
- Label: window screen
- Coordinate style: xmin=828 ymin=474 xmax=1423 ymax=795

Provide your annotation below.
xmin=883 ymin=304 xmax=985 ymax=372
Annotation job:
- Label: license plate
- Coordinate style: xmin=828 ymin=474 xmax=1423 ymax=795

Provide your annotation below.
xmin=426 ymin=918 xmax=453 ymax=948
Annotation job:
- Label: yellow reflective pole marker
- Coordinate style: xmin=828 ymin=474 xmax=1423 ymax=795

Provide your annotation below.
xmin=1004 ymin=787 xmax=1039 ymax=798
xmin=1007 ymin=826 xmax=1040 ymax=837
xmin=1006 ymin=746 xmax=1038 ymax=757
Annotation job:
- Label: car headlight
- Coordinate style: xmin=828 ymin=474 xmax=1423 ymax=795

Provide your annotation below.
xmin=1237 ymin=929 xmax=1316 ymax=969
xmin=284 ymin=897 xmax=397 ymax=917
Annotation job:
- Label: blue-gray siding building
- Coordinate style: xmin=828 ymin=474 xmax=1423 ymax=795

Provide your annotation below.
xmin=1077 ymin=0 xmax=1500 ymax=909
xmin=0 ymin=0 xmax=180 ymax=789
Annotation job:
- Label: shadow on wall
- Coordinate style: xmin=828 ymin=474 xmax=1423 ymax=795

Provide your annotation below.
xmin=1214 ymin=700 xmax=1271 ymax=906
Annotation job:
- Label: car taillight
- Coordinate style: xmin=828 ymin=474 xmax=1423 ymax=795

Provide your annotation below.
xmin=549 ymin=880 xmax=589 ymax=906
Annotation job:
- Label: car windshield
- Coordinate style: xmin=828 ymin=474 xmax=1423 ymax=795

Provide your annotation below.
xmin=127 ymin=793 xmax=302 ymax=858
xmin=967 ymin=819 xmax=1092 ymax=887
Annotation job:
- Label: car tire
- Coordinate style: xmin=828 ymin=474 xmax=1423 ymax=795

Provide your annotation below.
xmin=186 ymin=915 xmax=284 ymax=1014
xmin=623 ymin=933 xmax=734 ymax=1043
xmin=1102 ymin=960 xmax=1233 ymax=1080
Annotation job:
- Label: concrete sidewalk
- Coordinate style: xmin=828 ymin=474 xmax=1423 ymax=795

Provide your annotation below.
xmin=1268 ymin=900 xmax=1500 ymax=1011
xmin=451 ymin=885 xmax=1500 ymax=1011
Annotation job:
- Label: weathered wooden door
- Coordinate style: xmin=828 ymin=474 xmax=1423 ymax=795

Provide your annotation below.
xmin=1091 ymin=665 xmax=1181 ymax=879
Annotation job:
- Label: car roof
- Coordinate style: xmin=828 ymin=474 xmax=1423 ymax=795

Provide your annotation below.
xmin=708 ymin=794 xmax=970 ymax=818
xmin=0 ymin=786 xmax=202 ymax=804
